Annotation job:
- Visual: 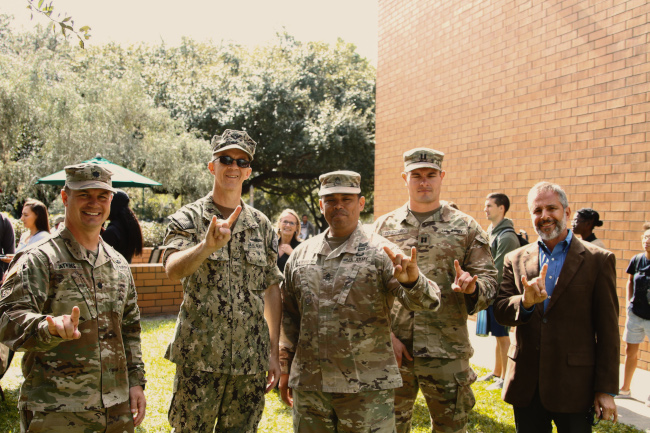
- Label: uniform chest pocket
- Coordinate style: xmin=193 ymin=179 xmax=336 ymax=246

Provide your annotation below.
xmin=244 ymin=243 xmax=267 ymax=267
xmin=51 ymin=271 xmax=97 ymax=320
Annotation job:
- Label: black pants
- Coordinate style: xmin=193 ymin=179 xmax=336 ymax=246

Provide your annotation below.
xmin=513 ymin=387 xmax=592 ymax=433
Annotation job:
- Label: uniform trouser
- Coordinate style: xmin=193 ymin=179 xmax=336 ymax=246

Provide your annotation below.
xmin=394 ymin=357 xmax=476 ymax=433
xmin=293 ymin=388 xmax=396 ymax=433
xmin=168 ymin=365 xmax=266 ymax=433
xmin=20 ymin=401 xmax=133 ymax=433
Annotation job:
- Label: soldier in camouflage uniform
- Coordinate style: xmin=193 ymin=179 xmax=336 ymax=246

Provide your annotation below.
xmin=279 ymin=170 xmax=441 ymax=433
xmin=373 ymin=149 xmax=497 ymax=433
xmin=0 ymin=163 xmax=147 ymax=433
xmin=163 ymin=130 xmax=283 ymax=432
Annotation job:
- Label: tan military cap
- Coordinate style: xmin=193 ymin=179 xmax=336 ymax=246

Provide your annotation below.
xmin=211 ymin=129 xmax=256 ymax=160
xmin=64 ymin=163 xmax=116 ymax=192
xmin=403 ymin=148 xmax=445 ymax=172
xmin=318 ymin=170 xmax=361 ymax=196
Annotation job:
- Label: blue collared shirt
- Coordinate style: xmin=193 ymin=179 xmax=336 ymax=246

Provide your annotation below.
xmin=520 ymin=230 xmax=573 ymax=317
xmin=539 ymin=229 xmax=573 ymax=311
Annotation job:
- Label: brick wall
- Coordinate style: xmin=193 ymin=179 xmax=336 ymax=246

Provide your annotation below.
xmin=131 ymin=263 xmax=183 ymax=316
xmin=377 ymin=0 xmax=650 ymax=369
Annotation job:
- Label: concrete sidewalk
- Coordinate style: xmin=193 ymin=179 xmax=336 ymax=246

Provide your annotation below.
xmin=467 ymin=319 xmax=650 ymax=432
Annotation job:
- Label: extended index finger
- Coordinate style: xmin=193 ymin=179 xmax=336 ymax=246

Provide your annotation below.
xmin=70 ymin=306 xmax=80 ymax=326
xmin=225 ymin=206 xmax=242 ymax=227
xmin=383 ymin=246 xmax=397 ymax=261
xmin=454 ymin=259 xmax=463 ymax=276
xmin=409 ymin=247 xmax=417 ymax=265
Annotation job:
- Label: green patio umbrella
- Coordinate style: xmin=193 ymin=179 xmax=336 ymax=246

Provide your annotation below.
xmin=36 ymin=155 xmax=162 ymax=215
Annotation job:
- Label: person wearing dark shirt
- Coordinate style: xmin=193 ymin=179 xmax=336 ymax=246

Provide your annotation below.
xmin=618 ymin=223 xmax=650 ymax=408
xmin=0 ymin=212 xmax=15 ymax=278
xmin=102 ymin=189 xmax=143 ymax=263
xmin=571 ymin=208 xmax=606 ymax=249
xmin=276 ymin=209 xmax=301 ymax=273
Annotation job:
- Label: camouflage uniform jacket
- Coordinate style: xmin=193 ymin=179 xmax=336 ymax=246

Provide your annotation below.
xmin=0 ymin=228 xmax=146 ymax=412
xmin=373 ymin=203 xmax=497 ymax=359
xmin=280 ymin=223 xmax=441 ymax=393
xmin=163 ymin=194 xmax=283 ymax=374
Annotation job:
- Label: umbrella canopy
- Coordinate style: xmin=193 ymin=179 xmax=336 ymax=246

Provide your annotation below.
xmin=36 ymin=155 xmax=162 ymax=188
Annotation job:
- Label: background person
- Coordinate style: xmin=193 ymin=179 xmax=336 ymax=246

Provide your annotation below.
xmin=0 ymin=210 xmax=15 ymax=278
xmin=276 ymin=209 xmax=301 ymax=273
xmin=299 ymin=214 xmax=316 ymax=240
xmin=6 ymin=199 xmax=51 ymax=258
xmin=571 ymin=208 xmax=605 ymax=249
xmin=102 ymin=189 xmax=144 ymax=263
xmin=618 ymin=223 xmax=650 ymax=408
xmin=478 ymin=193 xmax=520 ymax=391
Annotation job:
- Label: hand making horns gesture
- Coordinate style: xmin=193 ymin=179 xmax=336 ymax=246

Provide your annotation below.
xmin=46 ymin=306 xmax=81 ymax=340
xmin=383 ymin=246 xmax=420 ymax=285
xmin=451 ymin=260 xmax=479 ymax=294
xmin=205 ymin=205 xmax=242 ymax=252
xmin=521 ymin=263 xmax=549 ymax=309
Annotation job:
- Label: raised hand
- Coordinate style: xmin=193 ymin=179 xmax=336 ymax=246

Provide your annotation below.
xmin=383 ymin=246 xmax=420 ymax=284
xmin=204 ymin=206 xmax=242 ymax=252
xmin=521 ymin=264 xmax=548 ymax=309
xmin=46 ymin=306 xmax=81 ymax=339
xmin=451 ymin=260 xmax=479 ymax=294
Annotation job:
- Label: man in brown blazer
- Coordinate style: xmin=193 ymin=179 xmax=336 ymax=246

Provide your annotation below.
xmin=493 ymin=181 xmax=619 ymax=432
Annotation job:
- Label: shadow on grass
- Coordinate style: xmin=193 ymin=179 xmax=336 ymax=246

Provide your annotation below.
xmin=409 ymin=398 xmax=515 ymax=433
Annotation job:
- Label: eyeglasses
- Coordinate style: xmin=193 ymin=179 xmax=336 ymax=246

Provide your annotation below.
xmin=281 ymin=221 xmax=296 ymax=226
xmin=215 ymin=155 xmax=251 ymax=168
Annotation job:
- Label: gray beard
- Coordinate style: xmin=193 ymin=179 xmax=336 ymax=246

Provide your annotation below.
xmin=535 ymin=216 xmax=567 ymax=241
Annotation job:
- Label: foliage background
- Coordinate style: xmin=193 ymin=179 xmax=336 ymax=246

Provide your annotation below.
xmin=0 ymin=15 xmax=375 ymax=228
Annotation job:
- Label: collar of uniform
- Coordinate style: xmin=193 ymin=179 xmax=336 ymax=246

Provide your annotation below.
xmin=200 ymin=193 xmax=259 ymax=235
xmin=403 ymin=202 xmax=448 ymax=225
xmin=318 ymin=222 xmax=366 ymax=258
xmin=59 ymin=227 xmax=113 ymax=267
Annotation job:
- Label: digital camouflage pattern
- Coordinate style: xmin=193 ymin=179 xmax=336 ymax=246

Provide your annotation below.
xmin=293 ymin=388 xmax=396 ymax=433
xmin=373 ymin=203 xmax=497 ymax=359
xmin=168 ymin=366 xmax=266 ymax=432
xmin=163 ymin=194 xmax=283 ymax=374
xmin=211 ymin=129 xmax=257 ymax=160
xmin=0 ymin=227 xmax=145 ymax=412
xmin=21 ymin=401 xmax=134 ymax=433
xmin=280 ymin=223 xmax=441 ymax=393
xmin=394 ymin=357 xmax=476 ymax=433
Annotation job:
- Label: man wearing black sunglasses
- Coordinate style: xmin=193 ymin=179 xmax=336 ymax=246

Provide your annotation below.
xmin=162 ymin=129 xmax=283 ymax=432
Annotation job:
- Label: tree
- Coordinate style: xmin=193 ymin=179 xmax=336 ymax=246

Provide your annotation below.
xmin=135 ymin=33 xmax=376 ymax=227
xmin=25 ymin=0 xmax=91 ymax=48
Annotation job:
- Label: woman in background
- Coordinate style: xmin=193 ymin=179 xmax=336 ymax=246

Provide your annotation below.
xmin=571 ymin=207 xmax=606 ymax=249
xmin=16 ymin=199 xmax=51 ymax=252
xmin=276 ymin=209 xmax=301 ymax=273
xmin=102 ymin=189 xmax=143 ymax=263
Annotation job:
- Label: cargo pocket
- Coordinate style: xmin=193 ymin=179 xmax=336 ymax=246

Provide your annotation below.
xmin=453 ymin=367 xmax=477 ymax=421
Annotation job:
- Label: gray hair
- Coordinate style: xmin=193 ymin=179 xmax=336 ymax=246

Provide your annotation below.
xmin=527 ymin=182 xmax=568 ymax=211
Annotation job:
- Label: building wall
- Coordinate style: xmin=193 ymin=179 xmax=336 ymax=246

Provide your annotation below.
xmin=376 ymin=0 xmax=650 ymax=369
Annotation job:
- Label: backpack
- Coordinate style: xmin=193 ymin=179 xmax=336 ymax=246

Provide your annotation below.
xmin=493 ymin=227 xmax=529 ymax=248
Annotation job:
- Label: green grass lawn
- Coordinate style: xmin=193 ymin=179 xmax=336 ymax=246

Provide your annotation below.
xmin=0 ymin=317 xmax=642 ymax=433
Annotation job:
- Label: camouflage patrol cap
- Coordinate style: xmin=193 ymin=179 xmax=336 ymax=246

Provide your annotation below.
xmin=318 ymin=170 xmax=361 ymax=196
xmin=64 ymin=163 xmax=116 ymax=192
xmin=403 ymin=148 xmax=445 ymax=172
xmin=211 ymin=129 xmax=256 ymax=160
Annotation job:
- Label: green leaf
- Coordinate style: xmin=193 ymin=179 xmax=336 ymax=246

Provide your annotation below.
xmin=79 ymin=40 xmax=85 ymax=49
xmin=38 ymin=0 xmax=43 ymax=8
xmin=62 ymin=16 xmax=71 ymax=23
xmin=79 ymin=26 xmax=90 ymax=32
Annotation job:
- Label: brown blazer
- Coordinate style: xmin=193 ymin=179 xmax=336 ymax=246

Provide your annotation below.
xmin=493 ymin=237 xmax=619 ymax=413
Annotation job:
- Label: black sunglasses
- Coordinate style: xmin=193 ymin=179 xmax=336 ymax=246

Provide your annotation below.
xmin=215 ymin=155 xmax=251 ymax=168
